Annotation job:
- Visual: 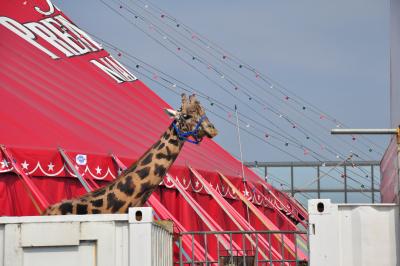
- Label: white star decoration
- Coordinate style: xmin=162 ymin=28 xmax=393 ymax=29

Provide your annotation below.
xmin=95 ymin=166 xmax=102 ymax=175
xmin=21 ymin=160 xmax=29 ymax=170
xmin=243 ymin=189 xmax=249 ymax=197
xmin=195 ymin=181 xmax=199 ymax=187
xmin=1 ymin=159 xmax=9 ymax=169
xmin=48 ymin=162 xmax=54 ymax=171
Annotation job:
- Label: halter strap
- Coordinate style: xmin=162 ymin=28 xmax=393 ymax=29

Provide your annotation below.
xmin=172 ymin=115 xmax=207 ymax=144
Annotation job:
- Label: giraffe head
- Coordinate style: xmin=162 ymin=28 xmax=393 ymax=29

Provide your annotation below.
xmin=165 ymin=93 xmax=218 ymax=141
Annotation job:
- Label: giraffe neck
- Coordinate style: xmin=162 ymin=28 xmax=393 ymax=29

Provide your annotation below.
xmin=44 ymin=122 xmax=185 ymax=215
xmin=105 ymin=122 xmax=185 ymax=208
xmin=125 ymin=122 xmax=185 ymax=185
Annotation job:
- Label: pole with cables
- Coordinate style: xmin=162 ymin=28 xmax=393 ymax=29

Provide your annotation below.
xmin=235 ymin=105 xmax=252 ymax=225
xmin=235 ymin=104 xmax=246 ymax=181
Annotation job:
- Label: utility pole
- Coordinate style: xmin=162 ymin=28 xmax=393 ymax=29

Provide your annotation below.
xmin=235 ymin=105 xmax=246 ymax=182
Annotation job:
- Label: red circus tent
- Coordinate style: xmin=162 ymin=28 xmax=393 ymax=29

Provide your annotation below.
xmin=0 ymin=1 xmax=307 ymax=261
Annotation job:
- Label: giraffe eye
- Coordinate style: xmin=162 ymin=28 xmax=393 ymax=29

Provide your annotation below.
xmin=182 ymin=114 xmax=192 ymax=119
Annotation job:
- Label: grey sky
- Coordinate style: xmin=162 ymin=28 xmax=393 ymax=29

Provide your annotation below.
xmin=53 ymin=0 xmax=390 ymax=163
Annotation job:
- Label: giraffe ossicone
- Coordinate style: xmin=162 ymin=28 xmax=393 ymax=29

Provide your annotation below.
xmin=44 ymin=93 xmax=218 ymax=215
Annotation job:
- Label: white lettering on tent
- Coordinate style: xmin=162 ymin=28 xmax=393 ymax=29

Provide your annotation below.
xmin=34 ymin=0 xmax=55 ymax=16
xmin=41 ymin=17 xmax=91 ymax=55
xmin=90 ymin=56 xmax=137 ymax=83
xmin=0 ymin=17 xmax=59 ymax=59
xmin=0 ymin=14 xmax=102 ymax=59
xmin=0 ymin=14 xmax=137 ymax=84
xmin=25 ymin=21 xmax=76 ymax=57
xmin=54 ymin=15 xmax=102 ymax=52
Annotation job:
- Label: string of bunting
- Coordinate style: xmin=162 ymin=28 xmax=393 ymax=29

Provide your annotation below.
xmin=124 ymin=0 xmax=385 ymax=154
xmin=111 ymin=48 xmax=375 ymax=196
xmin=98 ymin=37 xmax=379 ymax=191
xmin=92 ymin=3 xmax=379 ymax=195
xmin=107 ymin=0 xmax=382 ymax=161
xmin=132 ymin=0 xmax=385 ymax=154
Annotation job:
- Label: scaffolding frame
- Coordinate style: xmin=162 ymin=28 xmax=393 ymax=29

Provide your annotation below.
xmin=245 ymin=160 xmax=380 ymax=204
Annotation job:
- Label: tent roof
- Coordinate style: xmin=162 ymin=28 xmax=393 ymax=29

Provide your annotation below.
xmin=0 ymin=2 xmax=306 ymax=222
xmin=0 ymin=2 xmax=262 ymax=182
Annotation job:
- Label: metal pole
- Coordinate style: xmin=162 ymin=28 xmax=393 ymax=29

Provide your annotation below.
xmin=281 ymin=188 xmax=377 ymax=193
xmin=234 ymin=105 xmax=246 ymax=181
xmin=317 ymin=166 xmax=321 ymax=199
xmin=204 ymin=234 xmax=208 ymax=266
xmin=268 ymin=233 xmax=272 ymax=266
xmin=191 ymin=234 xmax=194 ymax=266
xmin=398 ymin=147 xmax=400 ymax=205
xmin=281 ymin=233 xmax=284 ymax=266
xmin=290 ymin=166 xmax=294 ymax=197
xmin=245 ymin=160 xmax=379 ymax=167
xmin=295 ymin=233 xmax=298 ymax=266
xmin=331 ymin=128 xmax=398 ymax=135
xmin=371 ymin=165 xmax=375 ymax=203
xmin=242 ymin=233 xmax=246 ymax=266
xmin=179 ymin=235 xmax=183 ymax=266
xmin=58 ymin=147 xmax=92 ymax=192
xmin=217 ymin=235 xmax=220 ymax=265
xmin=344 ymin=165 xmax=347 ymax=203
xmin=229 ymin=232 xmax=233 ymax=264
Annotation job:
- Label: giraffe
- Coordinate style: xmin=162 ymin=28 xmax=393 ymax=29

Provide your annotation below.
xmin=43 ymin=94 xmax=218 ymax=215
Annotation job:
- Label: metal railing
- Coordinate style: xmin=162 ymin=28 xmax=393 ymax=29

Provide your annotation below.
xmin=245 ymin=161 xmax=380 ymax=205
xmin=176 ymin=230 xmax=308 ymax=266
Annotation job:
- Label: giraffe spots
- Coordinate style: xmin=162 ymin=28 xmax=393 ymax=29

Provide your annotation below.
xmin=76 ymin=204 xmax=88 ymax=215
xmin=117 ymin=176 xmax=135 ymax=196
xmin=153 ymin=140 xmax=161 ymax=149
xmin=92 ymin=209 xmax=101 ymax=214
xmin=92 ymin=188 xmax=106 ymax=197
xmin=135 ymin=182 xmax=157 ymax=199
xmin=156 ymin=146 xmax=175 ymax=161
xmin=59 ymin=202 xmax=73 ymax=215
xmin=156 ymin=151 xmax=178 ymax=162
xmin=157 ymin=142 xmax=165 ymax=150
xmin=163 ymin=133 xmax=170 ymax=140
xmin=91 ymin=198 xmax=104 ymax=207
xmin=137 ymin=167 xmax=150 ymax=179
xmin=156 ymin=153 xmax=164 ymax=160
xmin=109 ymin=182 xmax=116 ymax=190
xmin=154 ymin=164 xmax=167 ymax=177
xmin=122 ymin=162 xmax=138 ymax=176
xmin=141 ymin=153 xmax=153 ymax=166
xmin=168 ymin=138 xmax=180 ymax=146
xmin=107 ymin=192 xmax=126 ymax=212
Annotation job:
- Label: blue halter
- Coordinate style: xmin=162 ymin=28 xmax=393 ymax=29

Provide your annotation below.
xmin=172 ymin=115 xmax=207 ymax=144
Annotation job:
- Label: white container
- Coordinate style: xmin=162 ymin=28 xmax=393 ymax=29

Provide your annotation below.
xmin=308 ymin=199 xmax=399 ymax=266
xmin=0 ymin=207 xmax=173 ymax=266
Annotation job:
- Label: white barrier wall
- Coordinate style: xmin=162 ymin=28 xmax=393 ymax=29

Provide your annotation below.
xmin=0 ymin=208 xmax=173 ymax=266
xmin=308 ymin=199 xmax=399 ymax=266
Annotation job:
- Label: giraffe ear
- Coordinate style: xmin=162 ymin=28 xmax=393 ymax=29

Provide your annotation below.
xmin=164 ymin=108 xmax=178 ymax=118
